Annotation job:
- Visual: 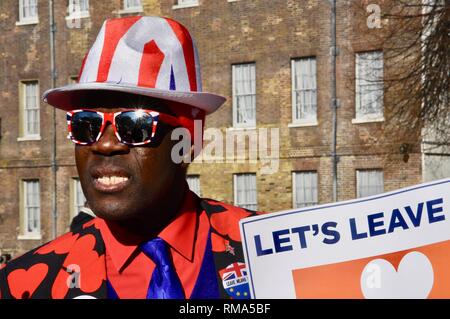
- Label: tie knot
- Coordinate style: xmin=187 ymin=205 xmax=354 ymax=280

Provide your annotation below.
xmin=140 ymin=237 xmax=171 ymax=267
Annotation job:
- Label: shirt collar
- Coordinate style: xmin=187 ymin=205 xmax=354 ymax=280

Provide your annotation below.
xmin=98 ymin=188 xmax=199 ymax=273
xmin=159 ymin=189 xmax=198 ymax=261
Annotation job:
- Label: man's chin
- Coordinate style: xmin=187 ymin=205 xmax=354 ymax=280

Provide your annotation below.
xmin=89 ymin=202 xmax=136 ymax=222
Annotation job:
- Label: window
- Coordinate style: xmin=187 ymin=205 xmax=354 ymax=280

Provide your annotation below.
xmin=173 ymin=0 xmax=199 ymax=9
xmin=293 ymin=171 xmax=318 ymax=208
xmin=122 ymin=0 xmax=143 ymax=12
xmin=356 ymin=169 xmax=384 ymax=198
xmin=232 ymin=63 xmax=256 ymax=127
xmin=71 ymin=178 xmax=86 ymax=219
xmin=355 ymin=51 xmax=384 ymax=121
xmin=234 ymin=173 xmax=257 ymax=211
xmin=19 ymin=81 xmax=40 ymax=139
xmin=186 ymin=175 xmax=201 ymax=197
xmin=292 ymin=58 xmax=317 ymax=124
xmin=176 ymin=0 xmax=199 ymax=6
xmin=67 ymin=0 xmax=89 ymax=18
xmin=21 ymin=180 xmax=40 ymax=238
xmin=18 ymin=0 xmax=38 ymax=24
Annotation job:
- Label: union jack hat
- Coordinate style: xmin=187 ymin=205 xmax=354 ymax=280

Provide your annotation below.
xmin=43 ymin=16 xmax=226 ymax=115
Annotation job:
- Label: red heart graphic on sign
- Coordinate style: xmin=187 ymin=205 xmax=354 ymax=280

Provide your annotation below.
xmin=8 ymin=263 xmax=48 ymax=299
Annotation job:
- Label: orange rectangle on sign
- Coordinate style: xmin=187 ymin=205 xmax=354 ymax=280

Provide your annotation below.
xmin=293 ymin=240 xmax=450 ymax=298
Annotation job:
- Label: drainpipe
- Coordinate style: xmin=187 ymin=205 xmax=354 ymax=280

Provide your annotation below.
xmin=49 ymin=0 xmax=57 ymax=239
xmin=330 ymin=0 xmax=338 ymax=202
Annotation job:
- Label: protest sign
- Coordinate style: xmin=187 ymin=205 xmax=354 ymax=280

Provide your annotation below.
xmin=239 ymin=179 xmax=450 ymax=298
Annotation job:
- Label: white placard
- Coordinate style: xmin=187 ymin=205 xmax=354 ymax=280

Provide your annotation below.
xmin=240 ymin=179 xmax=450 ymax=299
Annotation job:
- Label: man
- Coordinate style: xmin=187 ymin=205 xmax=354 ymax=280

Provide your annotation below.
xmin=0 ymin=16 xmax=258 ymax=299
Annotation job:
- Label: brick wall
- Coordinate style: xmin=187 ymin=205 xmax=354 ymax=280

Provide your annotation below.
xmin=0 ymin=0 xmax=424 ymax=257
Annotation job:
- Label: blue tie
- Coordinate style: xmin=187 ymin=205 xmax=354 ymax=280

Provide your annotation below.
xmin=140 ymin=237 xmax=185 ymax=299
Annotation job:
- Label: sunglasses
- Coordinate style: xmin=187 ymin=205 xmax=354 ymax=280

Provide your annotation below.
xmin=66 ymin=109 xmax=180 ymax=146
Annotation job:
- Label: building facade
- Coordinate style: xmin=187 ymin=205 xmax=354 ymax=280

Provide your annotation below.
xmin=0 ymin=0 xmax=446 ymax=258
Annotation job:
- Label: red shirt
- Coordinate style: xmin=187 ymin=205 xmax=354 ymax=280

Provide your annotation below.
xmin=96 ymin=190 xmax=210 ymax=299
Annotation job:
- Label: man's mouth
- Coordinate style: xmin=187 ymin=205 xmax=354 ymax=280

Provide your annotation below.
xmin=96 ymin=176 xmax=129 ymax=185
xmin=91 ymin=167 xmax=132 ymax=193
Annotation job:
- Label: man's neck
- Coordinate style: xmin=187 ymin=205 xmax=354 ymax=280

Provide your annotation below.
xmin=114 ymin=181 xmax=188 ymax=240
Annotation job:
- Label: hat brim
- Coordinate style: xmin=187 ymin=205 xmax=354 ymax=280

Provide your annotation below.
xmin=43 ymin=82 xmax=226 ymax=115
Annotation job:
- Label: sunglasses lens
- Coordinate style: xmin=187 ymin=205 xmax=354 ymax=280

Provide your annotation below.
xmin=116 ymin=111 xmax=154 ymax=144
xmin=71 ymin=111 xmax=103 ymax=144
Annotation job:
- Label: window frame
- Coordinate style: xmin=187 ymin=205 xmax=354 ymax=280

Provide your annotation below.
xmin=354 ymin=51 xmax=384 ymax=123
xmin=233 ymin=173 xmax=258 ymax=211
xmin=19 ymin=179 xmax=41 ymax=240
xmin=66 ymin=0 xmax=90 ymax=19
xmin=356 ymin=169 xmax=384 ymax=198
xmin=70 ymin=177 xmax=86 ymax=220
xmin=291 ymin=57 xmax=318 ymax=126
xmin=292 ymin=171 xmax=319 ymax=209
xmin=18 ymin=80 xmax=40 ymax=141
xmin=120 ymin=0 xmax=143 ymax=13
xmin=232 ymin=63 xmax=257 ymax=128
xmin=17 ymin=0 xmax=39 ymax=25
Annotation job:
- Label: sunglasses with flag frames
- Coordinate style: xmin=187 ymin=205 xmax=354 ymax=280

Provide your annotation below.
xmin=66 ymin=109 xmax=181 ymax=146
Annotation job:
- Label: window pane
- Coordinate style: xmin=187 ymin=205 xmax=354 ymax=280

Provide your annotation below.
xmin=70 ymin=0 xmax=89 ymax=13
xmin=26 ymin=0 xmax=31 ymax=18
xmin=294 ymin=172 xmax=318 ymax=208
xmin=186 ymin=175 xmax=201 ymax=197
xmin=125 ymin=0 xmax=142 ymax=9
xmin=21 ymin=0 xmax=26 ymax=18
xmin=234 ymin=174 xmax=257 ymax=210
xmin=233 ymin=64 xmax=256 ymax=126
xmin=30 ymin=0 xmax=37 ymax=17
xmin=73 ymin=178 xmax=86 ymax=216
xmin=357 ymin=170 xmax=383 ymax=198
xmin=81 ymin=0 xmax=89 ymax=12
xmin=293 ymin=58 xmax=317 ymax=122
xmin=24 ymin=180 xmax=40 ymax=235
xmin=76 ymin=181 xmax=85 ymax=210
xmin=356 ymin=52 xmax=383 ymax=119
xmin=23 ymin=82 xmax=39 ymax=136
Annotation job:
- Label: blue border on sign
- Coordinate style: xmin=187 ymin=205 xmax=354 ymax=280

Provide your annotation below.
xmin=241 ymin=179 xmax=450 ymax=299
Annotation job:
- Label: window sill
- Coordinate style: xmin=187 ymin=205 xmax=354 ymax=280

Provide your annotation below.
xmin=17 ymin=136 xmax=41 ymax=142
xmin=172 ymin=3 xmax=199 ymax=10
xmin=228 ymin=126 xmax=257 ymax=131
xmin=288 ymin=121 xmax=318 ymax=128
xmin=352 ymin=117 xmax=384 ymax=124
xmin=66 ymin=12 xmax=90 ymax=20
xmin=118 ymin=8 xmax=143 ymax=14
xmin=18 ymin=234 xmax=42 ymax=240
xmin=15 ymin=19 xmax=39 ymax=26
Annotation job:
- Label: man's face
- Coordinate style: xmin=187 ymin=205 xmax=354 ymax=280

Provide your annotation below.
xmin=74 ymin=103 xmax=185 ymax=226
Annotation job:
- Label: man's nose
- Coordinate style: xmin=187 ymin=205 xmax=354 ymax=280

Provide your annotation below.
xmin=90 ymin=123 xmax=129 ymax=155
